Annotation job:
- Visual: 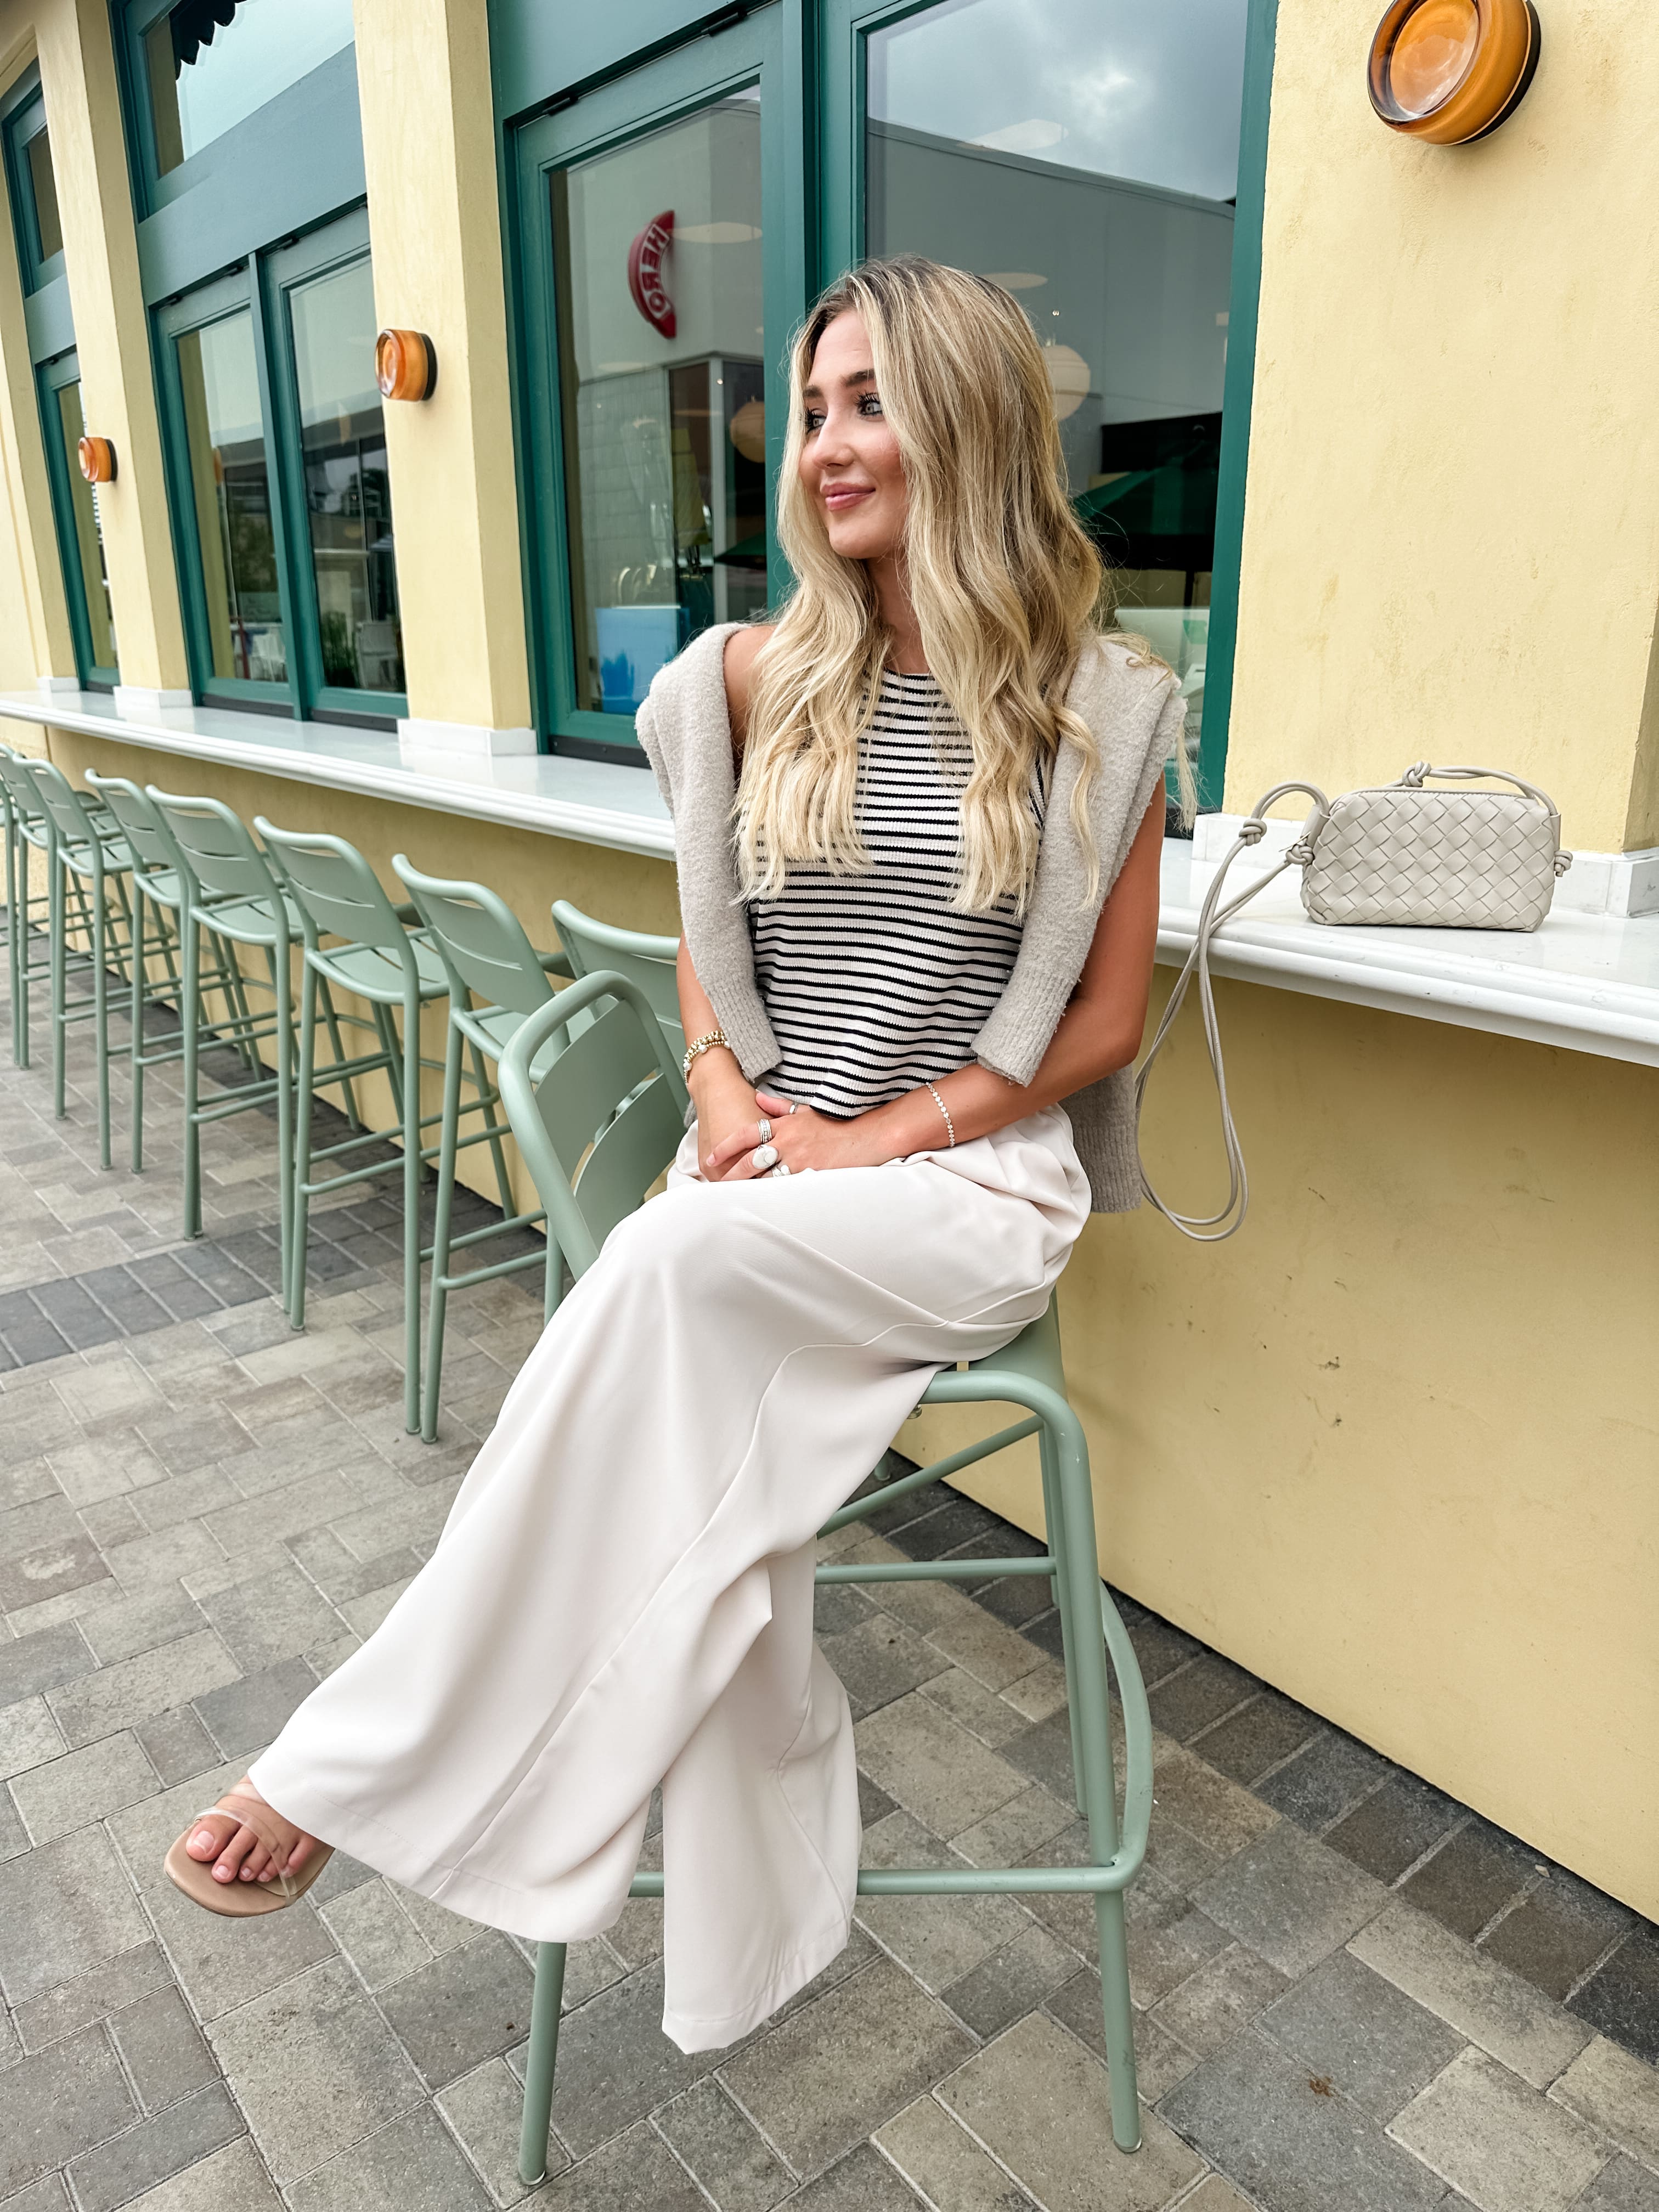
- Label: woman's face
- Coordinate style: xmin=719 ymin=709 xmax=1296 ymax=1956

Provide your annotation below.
xmin=797 ymin=309 xmax=907 ymax=563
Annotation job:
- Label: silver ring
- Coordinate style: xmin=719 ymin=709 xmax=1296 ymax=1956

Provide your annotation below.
xmin=769 ymin=1161 xmax=791 ymax=1177
xmin=752 ymin=1143 xmax=779 ymax=1172
xmin=755 ymin=1117 xmax=772 ymax=1145
xmin=787 ymin=1101 xmax=798 ymax=1114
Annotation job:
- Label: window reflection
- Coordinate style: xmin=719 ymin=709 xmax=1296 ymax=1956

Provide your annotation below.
xmin=867 ymin=0 xmax=1248 ymax=766
xmin=289 ymin=258 xmax=404 ymax=695
xmin=176 ymin=312 xmax=286 ymax=683
xmin=25 ymin=125 xmax=61 ymax=263
xmin=145 ymin=0 xmax=353 ymax=175
xmin=54 ymin=380 xmax=116 ymax=674
xmin=552 ymin=95 xmax=766 ymax=716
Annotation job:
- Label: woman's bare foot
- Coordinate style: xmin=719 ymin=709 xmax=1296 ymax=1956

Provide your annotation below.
xmin=184 ymin=1779 xmax=321 ymax=1887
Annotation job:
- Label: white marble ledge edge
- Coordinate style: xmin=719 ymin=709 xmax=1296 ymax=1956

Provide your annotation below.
xmin=1159 ymin=844 xmax=1659 ymax=1067
xmin=3 ymin=690 xmax=1657 ymax=1067
xmin=0 ymin=689 xmax=675 ymax=859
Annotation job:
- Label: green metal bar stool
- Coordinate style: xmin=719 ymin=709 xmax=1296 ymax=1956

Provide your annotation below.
xmin=256 ymin=821 xmax=492 ymax=1435
xmin=18 ymin=756 xmax=140 ymax=1170
xmin=0 ymin=745 xmax=55 ymax=1068
xmin=496 ymin=977 xmax=1154 ymax=2181
xmin=0 ymin=749 xmax=105 ymax=1077
xmin=392 ymin=856 xmax=573 ymax=1442
xmin=146 ymin=788 xmax=358 ymax=1299
xmin=84 ymin=772 xmax=261 ymax=1173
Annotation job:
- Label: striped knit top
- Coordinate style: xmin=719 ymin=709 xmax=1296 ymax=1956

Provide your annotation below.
xmin=747 ymin=671 xmax=1033 ymax=1119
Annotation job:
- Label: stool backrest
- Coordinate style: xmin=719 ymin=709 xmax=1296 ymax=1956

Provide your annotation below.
xmin=394 ymin=857 xmax=558 ymax=1016
xmin=84 ymin=774 xmax=185 ymax=894
xmin=0 ymin=751 xmax=47 ymax=837
xmin=20 ymin=757 xmax=102 ymax=851
xmin=255 ymin=820 xmax=410 ymax=956
xmin=498 ymin=973 xmax=689 ymax=1278
xmin=550 ymin=900 xmax=683 ymax=1054
xmin=146 ymin=788 xmax=283 ymax=909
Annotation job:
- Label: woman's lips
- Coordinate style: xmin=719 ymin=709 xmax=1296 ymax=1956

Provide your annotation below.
xmin=822 ymin=484 xmax=874 ymax=511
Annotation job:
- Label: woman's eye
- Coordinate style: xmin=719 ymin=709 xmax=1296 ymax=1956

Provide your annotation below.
xmin=859 ymin=393 xmax=884 ymax=417
xmin=803 ymin=408 xmax=825 ymax=432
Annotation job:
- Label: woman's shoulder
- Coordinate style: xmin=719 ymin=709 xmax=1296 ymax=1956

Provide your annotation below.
xmin=722 ymin=623 xmax=775 ymax=738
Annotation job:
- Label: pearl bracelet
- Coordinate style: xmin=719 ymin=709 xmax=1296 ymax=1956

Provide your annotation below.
xmin=924 ymin=1079 xmax=956 ymax=1148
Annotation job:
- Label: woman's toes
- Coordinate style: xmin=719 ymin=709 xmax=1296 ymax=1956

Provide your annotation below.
xmin=187 ymin=1820 xmax=230 ymax=1864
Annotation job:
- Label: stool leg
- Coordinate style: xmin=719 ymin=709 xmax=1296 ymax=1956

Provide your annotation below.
xmin=1050 ymin=1399 xmax=1141 ymax=2151
xmin=48 ymin=842 xmax=66 ymax=1121
xmin=270 ymin=943 xmax=296 ymax=1321
xmin=129 ymin=882 xmax=148 ymax=1173
xmin=4 ymin=812 xmax=19 ymax=1065
xmin=1040 ymin=1424 xmax=1087 ymax=1816
xmin=91 ymin=868 xmax=111 ymax=1171
xmin=181 ymin=909 xmax=203 ymax=1239
xmin=518 ymin=1941 xmax=567 ymax=2186
xmin=421 ymin=1018 xmax=465 ymax=1443
xmin=289 ymin=960 xmax=319 ymax=1330
xmin=400 ymin=990 xmax=422 ymax=1433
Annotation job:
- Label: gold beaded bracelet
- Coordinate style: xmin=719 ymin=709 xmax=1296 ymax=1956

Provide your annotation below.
xmin=924 ymin=1079 xmax=956 ymax=1148
xmin=681 ymin=1028 xmax=731 ymax=1079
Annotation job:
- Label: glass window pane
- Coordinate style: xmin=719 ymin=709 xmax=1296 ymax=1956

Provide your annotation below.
xmin=176 ymin=312 xmax=287 ymax=683
xmin=288 ymin=257 xmax=404 ymax=695
xmin=54 ymin=380 xmax=116 ymax=673
xmin=551 ymin=94 xmax=765 ymax=716
xmin=145 ymin=0 xmax=354 ymax=176
xmin=868 ymin=0 xmax=1247 ymax=764
xmin=25 ymin=126 xmax=61 ymax=263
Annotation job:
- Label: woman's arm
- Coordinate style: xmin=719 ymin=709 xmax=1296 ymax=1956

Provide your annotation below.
xmin=705 ymin=787 xmax=1166 ymax=1178
xmin=677 ymin=939 xmax=764 ymax=1178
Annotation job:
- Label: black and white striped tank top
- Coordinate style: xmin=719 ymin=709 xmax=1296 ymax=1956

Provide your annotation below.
xmin=748 ymin=672 xmax=1030 ymax=1119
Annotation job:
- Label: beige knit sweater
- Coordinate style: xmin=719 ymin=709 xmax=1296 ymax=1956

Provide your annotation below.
xmin=635 ymin=623 xmax=1183 ymax=1211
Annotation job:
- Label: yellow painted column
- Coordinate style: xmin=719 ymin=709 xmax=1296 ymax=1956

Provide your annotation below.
xmin=36 ymin=0 xmax=190 ymax=704
xmin=352 ymin=0 xmax=535 ymax=755
xmin=0 ymin=27 xmax=77 ymax=686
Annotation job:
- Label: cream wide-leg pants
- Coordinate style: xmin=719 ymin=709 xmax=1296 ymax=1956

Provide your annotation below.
xmin=251 ymin=1106 xmax=1089 ymax=2051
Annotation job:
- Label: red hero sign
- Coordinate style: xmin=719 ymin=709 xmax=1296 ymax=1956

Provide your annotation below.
xmin=627 ymin=210 xmax=676 ymax=338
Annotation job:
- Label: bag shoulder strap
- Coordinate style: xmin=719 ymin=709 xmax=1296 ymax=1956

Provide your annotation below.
xmin=1136 ymin=782 xmax=1327 ymax=1243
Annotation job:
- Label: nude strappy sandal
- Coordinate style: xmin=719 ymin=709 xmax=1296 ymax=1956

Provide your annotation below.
xmin=163 ymin=1791 xmax=333 ymax=1917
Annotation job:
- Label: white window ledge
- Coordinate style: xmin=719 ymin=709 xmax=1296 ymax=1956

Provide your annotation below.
xmin=0 ymin=689 xmax=673 ymax=858
xmin=3 ymin=690 xmax=1656 ymax=1068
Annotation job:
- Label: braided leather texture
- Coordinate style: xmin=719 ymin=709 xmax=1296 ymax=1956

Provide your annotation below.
xmin=1302 ymin=789 xmax=1560 ymax=930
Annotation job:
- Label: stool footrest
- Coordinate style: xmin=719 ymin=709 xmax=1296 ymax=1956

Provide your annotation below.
xmin=817 ymin=1555 xmax=1054 ymax=1583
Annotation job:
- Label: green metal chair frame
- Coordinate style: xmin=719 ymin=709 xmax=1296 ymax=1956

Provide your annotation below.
xmin=83 ymin=772 xmax=260 ymax=1174
xmin=391 ymin=856 xmax=573 ymax=1442
xmin=496 ymin=976 xmax=1154 ymax=2180
xmin=16 ymin=756 xmax=141 ymax=1169
xmin=257 ymin=821 xmax=514 ymax=1436
xmin=146 ymin=788 xmax=360 ymax=1300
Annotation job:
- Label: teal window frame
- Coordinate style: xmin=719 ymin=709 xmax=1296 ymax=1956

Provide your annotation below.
xmin=494 ymin=0 xmax=1273 ymax=792
xmin=505 ymin=6 xmax=809 ymax=760
xmin=114 ymin=4 xmax=407 ymax=724
xmin=37 ymin=347 xmax=121 ymax=690
xmin=153 ymin=205 xmax=408 ymax=726
xmin=820 ymin=0 xmax=1277 ymax=810
xmin=2 ymin=72 xmax=64 ymax=296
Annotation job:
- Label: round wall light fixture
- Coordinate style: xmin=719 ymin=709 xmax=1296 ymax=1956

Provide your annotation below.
xmin=375 ymin=328 xmax=437 ymax=402
xmin=1368 ymin=0 xmax=1541 ymax=144
xmin=77 ymin=435 xmax=116 ymax=484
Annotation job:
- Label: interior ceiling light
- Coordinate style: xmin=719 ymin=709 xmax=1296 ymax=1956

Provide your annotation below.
xmin=1368 ymin=0 xmax=1541 ymax=144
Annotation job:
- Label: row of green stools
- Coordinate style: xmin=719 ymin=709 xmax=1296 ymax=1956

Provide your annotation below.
xmin=0 ymin=745 xmax=681 ymax=1440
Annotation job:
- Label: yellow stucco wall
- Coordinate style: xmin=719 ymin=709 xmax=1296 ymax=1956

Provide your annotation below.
xmin=1226 ymin=0 xmax=1659 ymax=854
xmin=916 ymin=975 xmax=1659 ymax=1918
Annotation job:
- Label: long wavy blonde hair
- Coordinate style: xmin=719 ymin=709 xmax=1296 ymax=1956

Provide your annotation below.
xmin=737 ymin=255 xmax=1148 ymax=915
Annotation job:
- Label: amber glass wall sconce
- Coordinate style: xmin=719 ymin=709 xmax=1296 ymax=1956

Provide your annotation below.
xmin=375 ymin=329 xmax=437 ymax=402
xmin=77 ymin=435 xmax=116 ymax=484
xmin=1368 ymin=0 xmax=1541 ymax=144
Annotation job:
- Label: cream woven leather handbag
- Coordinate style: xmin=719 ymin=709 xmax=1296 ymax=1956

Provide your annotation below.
xmin=1138 ymin=762 xmax=1573 ymax=1241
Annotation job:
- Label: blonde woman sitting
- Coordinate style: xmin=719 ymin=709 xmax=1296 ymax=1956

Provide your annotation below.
xmin=166 ymin=253 xmax=1186 ymax=2051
